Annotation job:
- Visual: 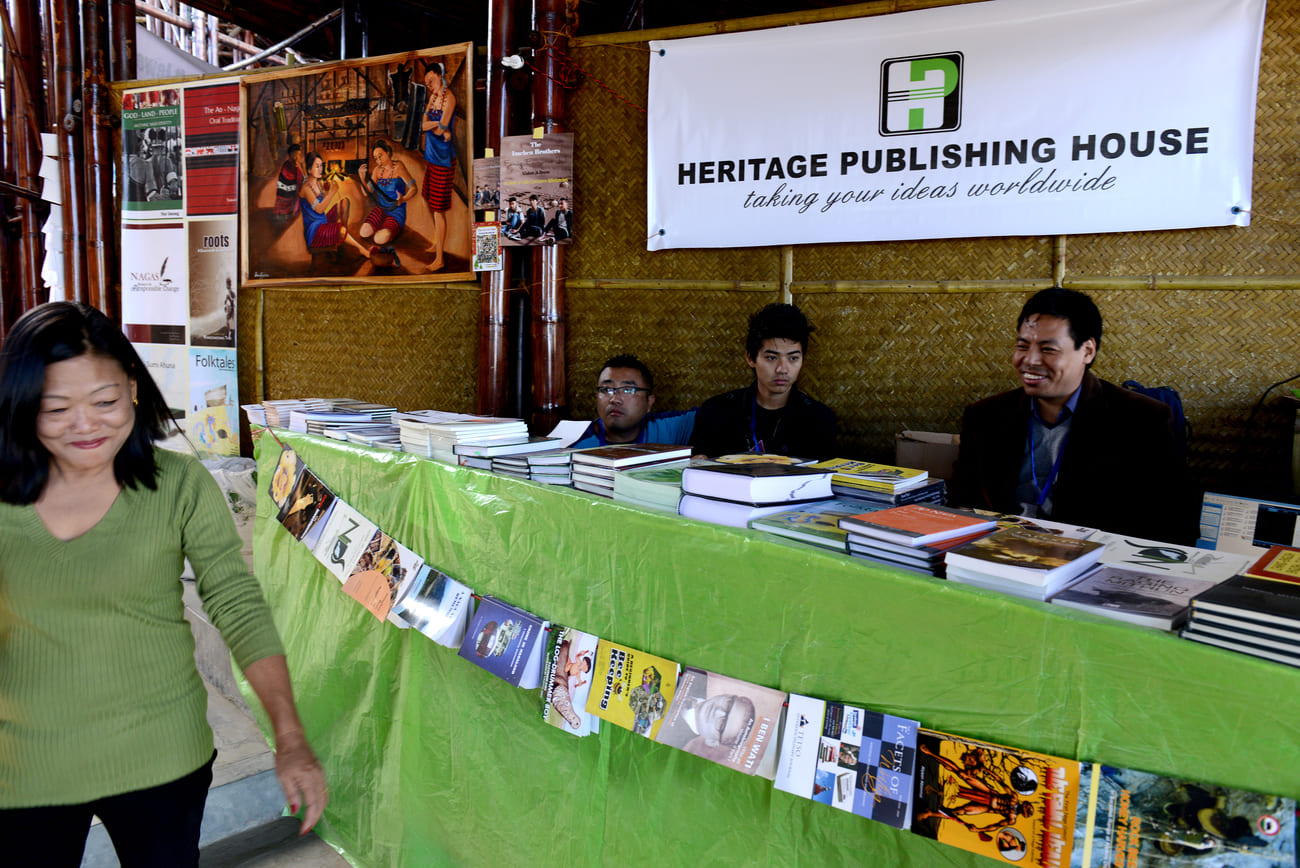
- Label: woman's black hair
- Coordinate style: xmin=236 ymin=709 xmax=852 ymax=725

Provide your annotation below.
xmin=0 ymin=302 xmax=175 ymax=504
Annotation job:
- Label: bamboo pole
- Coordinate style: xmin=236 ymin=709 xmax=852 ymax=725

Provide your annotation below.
xmin=52 ymin=0 xmax=88 ymax=304
xmin=108 ymin=0 xmax=136 ymax=81
xmin=528 ymin=0 xmax=568 ymax=433
xmin=6 ymin=0 xmax=47 ymax=327
xmin=82 ymin=0 xmax=116 ymax=317
xmin=477 ymin=0 xmax=514 ymax=416
xmin=567 ymin=276 xmax=1300 ymax=293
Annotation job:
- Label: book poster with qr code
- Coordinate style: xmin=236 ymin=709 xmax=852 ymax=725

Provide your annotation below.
xmin=472 ymin=222 xmax=502 ymax=272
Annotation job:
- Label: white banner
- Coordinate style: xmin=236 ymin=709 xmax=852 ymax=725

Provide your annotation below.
xmin=646 ymin=0 xmax=1265 ymax=250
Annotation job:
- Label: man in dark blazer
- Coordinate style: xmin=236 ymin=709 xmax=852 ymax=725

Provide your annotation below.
xmin=949 ymin=287 xmax=1194 ymax=543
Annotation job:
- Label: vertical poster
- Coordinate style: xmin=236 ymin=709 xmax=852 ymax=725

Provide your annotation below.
xmin=121 ymin=78 xmax=241 ymax=457
xmin=498 ymin=133 xmax=574 ymax=247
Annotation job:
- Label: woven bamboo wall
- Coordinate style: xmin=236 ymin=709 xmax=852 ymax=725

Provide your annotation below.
xmin=561 ymin=0 xmax=1300 ymax=498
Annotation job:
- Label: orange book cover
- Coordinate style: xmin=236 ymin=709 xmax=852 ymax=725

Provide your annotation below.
xmin=1246 ymin=545 xmax=1300 ymax=586
xmin=839 ymin=504 xmax=997 ymax=545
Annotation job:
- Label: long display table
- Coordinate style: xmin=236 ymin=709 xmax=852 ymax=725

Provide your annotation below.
xmin=252 ymin=432 xmax=1300 ymax=867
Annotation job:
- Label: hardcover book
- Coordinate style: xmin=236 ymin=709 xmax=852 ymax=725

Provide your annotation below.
xmin=774 ymin=693 xmax=920 ymax=829
xmin=571 ymin=443 xmax=693 ymax=469
xmin=541 ymin=625 xmax=602 ymax=737
xmin=1190 ymin=574 xmax=1300 ymax=628
xmin=1070 ymin=762 xmax=1295 ymax=867
xmin=679 ymin=494 xmax=817 ymax=529
xmin=1049 ymin=565 xmax=1225 ymax=630
xmin=838 ymin=504 xmax=997 ymax=547
xmin=653 ymin=667 xmax=787 ymax=779
xmin=1180 ymin=625 xmax=1300 ymax=669
xmin=584 ymin=640 xmax=680 ymax=740
xmin=680 ymin=463 xmax=834 ymax=505
xmin=945 ymin=527 xmax=1105 ymax=587
xmin=457 ymin=595 xmax=546 ymax=689
xmin=911 ymin=729 xmax=1079 ymax=868
xmin=1245 ymin=545 xmax=1300 ymax=585
xmin=391 ymin=565 xmax=474 ymax=647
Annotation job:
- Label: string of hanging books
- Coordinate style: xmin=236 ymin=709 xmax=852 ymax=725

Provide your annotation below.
xmin=260 ymin=404 xmax=1300 ymax=868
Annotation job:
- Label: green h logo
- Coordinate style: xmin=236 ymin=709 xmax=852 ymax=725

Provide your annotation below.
xmin=880 ymin=53 xmax=963 ymax=136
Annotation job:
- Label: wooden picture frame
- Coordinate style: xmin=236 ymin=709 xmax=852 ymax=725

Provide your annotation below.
xmin=240 ymin=45 xmax=474 ymax=285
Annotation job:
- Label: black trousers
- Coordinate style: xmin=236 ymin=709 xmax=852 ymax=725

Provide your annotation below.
xmin=0 ymin=750 xmax=215 ymax=867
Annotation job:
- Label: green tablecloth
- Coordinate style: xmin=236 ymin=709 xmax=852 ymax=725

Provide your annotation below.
xmin=252 ymin=431 xmax=1300 ymax=867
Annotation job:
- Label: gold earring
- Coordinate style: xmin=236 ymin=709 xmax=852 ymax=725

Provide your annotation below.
xmin=133 ymin=397 xmax=139 ymax=406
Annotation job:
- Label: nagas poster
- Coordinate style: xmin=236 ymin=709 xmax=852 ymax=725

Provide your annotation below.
xmin=646 ymin=0 xmax=1266 ymax=249
xmin=121 ymin=79 xmax=241 ymax=457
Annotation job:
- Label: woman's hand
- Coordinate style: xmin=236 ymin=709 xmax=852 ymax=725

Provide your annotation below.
xmin=274 ymin=729 xmax=329 ymax=835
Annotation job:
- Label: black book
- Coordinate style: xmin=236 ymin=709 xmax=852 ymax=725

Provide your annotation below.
xmin=1181 ymin=624 xmax=1300 ymax=669
xmin=681 ymin=463 xmax=833 ymax=505
xmin=1189 ymin=574 xmax=1300 ymax=628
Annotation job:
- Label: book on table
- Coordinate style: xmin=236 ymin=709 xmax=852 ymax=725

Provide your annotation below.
xmin=837 ymin=503 xmax=997 ymax=547
xmin=714 ymin=452 xmax=813 ymax=465
xmin=679 ymin=493 xmax=824 ymax=529
xmin=584 ymin=639 xmax=680 ymax=740
xmin=833 ymin=477 xmax=946 ymax=507
xmin=571 ymin=443 xmax=693 ymax=469
xmin=944 ymin=526 xmax=1105 ymax=587
xmin=1245 ymin=545 xmax=1300 ymax=584
xmin=806 ymin=457 xmax=929 ymax=493
xmin=453 ymin=436 xmax=564 ymax=458
xmin=341 ymin=530 xmax=424 ymax=622
xmin=1182 ymin=617 xmax=1300 ymax=660
xmin=526 ymin=448 xmax=576 ymax=466
xmin=1181 ymin=624 xmax=1300 ymax=669
xmin=652 ymin=667 xmax=788 ymax=779
xmin=457 ymin=595 xmax=547 ymax=689
xmin=613 ymin=462 xmax=690 ymax=512
xmin=680 ymin=463 xmax=834 ymax=505
xmin=1048 ymin=564 xmax=1227 ymax=630
xmin=1070 ymin=762 xmax=1295 ymax=866
xmin=911 ymin=729 xmax=1079 ymax=868
xmin=774 ymin=693 xmax=920 ymax=829
xmin=1189 ymin=573 xmax=1300 ymax=628
xmin=749 ymin=498 xmax=880 ymax=550
xmin=1091 ymin=531 xmax=1251 ymax=583
xmin=844 ymin=526 xmax=992 ymax=563
xmin=947 ymin=563 xmax=1094 ymax=601
xmin=541 ymin=625 xmax=602 ymax=737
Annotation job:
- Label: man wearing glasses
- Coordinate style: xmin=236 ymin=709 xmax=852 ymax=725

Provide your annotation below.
xmin=571 ymin=354 xmax=695 ymax=449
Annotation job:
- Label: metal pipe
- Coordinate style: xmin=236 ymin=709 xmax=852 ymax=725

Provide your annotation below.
xmin=223 ymin=10 xmax=340 ymax=71
xmin=82 ymin=0 xmax=116 ymax=316
xmin=52 ymin=0 xmax=88 ymax=304
xmin=477 ymin=0 xmax=515 ymax=416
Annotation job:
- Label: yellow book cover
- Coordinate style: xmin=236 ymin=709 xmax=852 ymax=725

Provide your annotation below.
xmin=808 ymin=458 xmax=927 ymax=492
xmin=584 ymin=639 xmax=680 ymax=740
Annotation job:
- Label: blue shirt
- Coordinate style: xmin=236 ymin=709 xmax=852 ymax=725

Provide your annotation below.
xmin=570 ymin=409 xmax=696 ymax=450
xmin=1016 ymin=385 xmax=1084 ymax=516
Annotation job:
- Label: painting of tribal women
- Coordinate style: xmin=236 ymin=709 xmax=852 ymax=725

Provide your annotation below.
xmin=240 ymin=45 xmax=473 ymax=285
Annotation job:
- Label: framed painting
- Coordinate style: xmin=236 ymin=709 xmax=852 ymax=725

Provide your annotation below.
xmin=240 ymin=45 xmax=474 ymax=285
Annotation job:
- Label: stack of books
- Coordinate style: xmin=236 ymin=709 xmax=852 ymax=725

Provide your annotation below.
xmin=527 ymin=450 xmax=574 ymax=485
xmin=678 ymin=463 xmax=834 ymax=529
xmin=838 ymin=504 xmax=997 ymax=576
xmin=1182 ymin=544 xmax=1300 ymax=666
xmin=262 ymin=398 xmax=332 ymax=428
xmin=571 ymin=444 xmax=693 ymax=498
xmin=397 ymin=413 xmax=528 ymax=462
xmin=612 ymin=462 xmax=694 ymax=513
xmin=749 ymin=498 xmax=881 ymax=552
xmin=807 ymin=458 xmax=946 ymax=507
xmin=1049 ymin=531 xmax=1246 ymax=630
xmin=945 ymin=526 xmax=1105 ymax=600
xmin=455 ymin=435 xmax=565 ymax=462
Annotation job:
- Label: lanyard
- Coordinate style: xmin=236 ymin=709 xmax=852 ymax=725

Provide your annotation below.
xmin=1027 ymin=418 xmax=1070 ymax=508
xmin=749 ymin=394 xmax=783 ymax=453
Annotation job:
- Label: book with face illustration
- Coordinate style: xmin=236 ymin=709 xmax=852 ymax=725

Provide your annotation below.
xmin=653 ymin=667 xmax=787 ymax=779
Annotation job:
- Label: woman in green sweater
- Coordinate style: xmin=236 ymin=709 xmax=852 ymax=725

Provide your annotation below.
xmin=0 ymin=303 xmax=327 ymax=866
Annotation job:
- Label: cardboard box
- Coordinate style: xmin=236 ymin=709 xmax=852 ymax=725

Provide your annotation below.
xmin=895 ymin=430 xmax=961 ymax=481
